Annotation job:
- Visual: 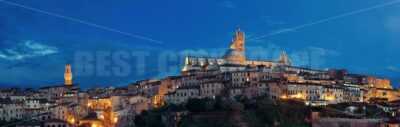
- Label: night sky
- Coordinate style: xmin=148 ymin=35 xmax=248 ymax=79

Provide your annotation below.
xmin=0 ymin=0 xmax=399 ymax=89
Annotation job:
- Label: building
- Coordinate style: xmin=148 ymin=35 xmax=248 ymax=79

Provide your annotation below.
xmin=44 ymin=118 xmax=70 ymax=127
xmin=54 ymin=102 xmax=87 ymax=125
xmin=88 ymin=96 xmax=111 ymax=110
xmin=181 ymin=28 xmax=290 ymax=75
xmin=323 ymin=85 xmax=344 ymax=104
xmin=164 ymin=86 xmax=200 ymax=105
xmin=16 ymin=119 xmax=42 ymax=127
xmin=78 ymin=112 xmax=104 ymax=127
xmin=0 ymin=98 xmax=25 ymax=121
xmin=64 ymin=64 xmax=73 ymax=86
xmin=200 ymin=81 xmax=225 ymax=98
xmin=343 ymin=84 xmax=364 ymax=102
xmin=282 ymin=83 xmax=324 ymax=100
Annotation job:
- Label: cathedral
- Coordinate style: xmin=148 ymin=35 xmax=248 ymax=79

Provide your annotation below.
xmin=181 ymin=28 xmax=291 ymax=74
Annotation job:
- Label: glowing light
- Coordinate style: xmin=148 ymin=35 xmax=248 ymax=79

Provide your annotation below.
xmin=325 ymin=96 xmax=335 ymax=101
xmin=296 ymin=94 xmax=302 ymax=98
xmin=280 ymin=95 xmax=287 ymax=99
xmin=70 ymin=118 xmax=75 ymax=124
xmin=113 ymin=117 xmax=118 ymax=123
xmin=92 ymin=124 xmax=97 ymax=127
xmin=99 ymin=115 xmax=104 ymax=120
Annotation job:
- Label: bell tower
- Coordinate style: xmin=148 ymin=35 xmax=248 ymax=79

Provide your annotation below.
xmin=223 ymin=28 xmax=246 ymax=62
xmin=64 ymin=64 xmax=73 ymax=85
xmin=278 ymin=51 xmax=291 ymax=66
xmin=230 ymin=28 xmax=245 ymax=53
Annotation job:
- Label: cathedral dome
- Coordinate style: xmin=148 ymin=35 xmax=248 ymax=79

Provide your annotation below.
xmin=223 ymin=49 xmax=242 ymax=58
xmin=223 ymin=49 xmax=245 ymax=62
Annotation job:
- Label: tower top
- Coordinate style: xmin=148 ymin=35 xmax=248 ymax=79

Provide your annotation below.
xmin=223 ymin=28 xmax=246 ymax=62
xmin=233 ymin=27 xmax=244 ymax=42
xmin=278 ymin=51 xmax=291 ymax=66
xmin=64 ymin=64 xmax=73 ymax=85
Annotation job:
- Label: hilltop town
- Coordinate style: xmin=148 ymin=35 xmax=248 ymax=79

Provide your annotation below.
xmin=1 ymin=29 xmax=399 ymax=127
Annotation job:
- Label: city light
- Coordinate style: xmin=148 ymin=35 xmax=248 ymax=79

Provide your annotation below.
xmin=70 ymin=118 xmax=75 ymax=124
xmin=325 ymin=96 xmax=335 ymax=101
xmin=113 ymin=117 xmax=118 ymax=123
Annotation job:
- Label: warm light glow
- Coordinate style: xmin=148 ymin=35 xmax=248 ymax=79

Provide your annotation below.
xmin=70 ymin=118 xmax=75 ymax=124
xmin=289 ymin=94 xmax=302 ymax=99
xmin=280 ymin=95 xmax=287 ymax=99
xmin=87 ymin=103 xmax=92 ymax=107
xmin=296 ymin=93 xmax=302 ymax=98
xmin=325 ymin=96 xmax=335 ymax=101
xmin=113 ymin=117 xmax=118 ymax=123
xmin=92 ymin=124 xmax=97 ymax=127
xmin=99 ymin=115 xmax=104 ymax=120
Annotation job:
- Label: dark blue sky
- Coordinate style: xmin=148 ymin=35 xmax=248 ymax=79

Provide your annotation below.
xmin=0 ymin=0 xmax=399 ymax=89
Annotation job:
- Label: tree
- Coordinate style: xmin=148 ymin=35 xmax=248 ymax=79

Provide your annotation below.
xmin=185 ymin=98 xmax=206 ymax=112
xmin=205 ymin=101 xmax=214 ymax=111
xmin=214 ymin=96 xmax=230 ymax=110
xmin=134 ymin=110 xmax=164 ymax=127
xmin=230 ymin=102 xmax=244 ymax=112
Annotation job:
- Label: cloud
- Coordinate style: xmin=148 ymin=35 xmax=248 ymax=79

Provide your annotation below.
xmin=221 ymin=1 xmax=235 ymax=9
xmin=384 ymin=66 xmax=400 ymax=72
xmin=0 ymin=40 xmax=58 ymax=60
xmin=179 ymin=48 xmax=227 ymax=58
xmin=306 ymin=46 xmax=340 ymax=57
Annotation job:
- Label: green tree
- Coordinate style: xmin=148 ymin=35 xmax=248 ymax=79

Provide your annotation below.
xmin=185 ymin=98 xmax=206 ymax=112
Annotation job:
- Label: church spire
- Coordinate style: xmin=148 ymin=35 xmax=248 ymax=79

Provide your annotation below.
xmin=278 ymin=51 xmax=291 ymax=66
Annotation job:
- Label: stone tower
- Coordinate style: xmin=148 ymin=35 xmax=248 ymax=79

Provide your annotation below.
xmin=231 ymin=28 xmax=245 ymax=52
xmin=223 ymin=28 xmax=246 ymax=62
xmin=278 ymin=51 xmax=291 ymax=66
xmin=64 ymin=64 xmax=73 ymax=85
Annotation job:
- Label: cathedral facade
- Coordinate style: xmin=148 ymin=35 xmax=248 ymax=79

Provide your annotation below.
xmin=181 ymin=28 xmax=291 ymax=74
